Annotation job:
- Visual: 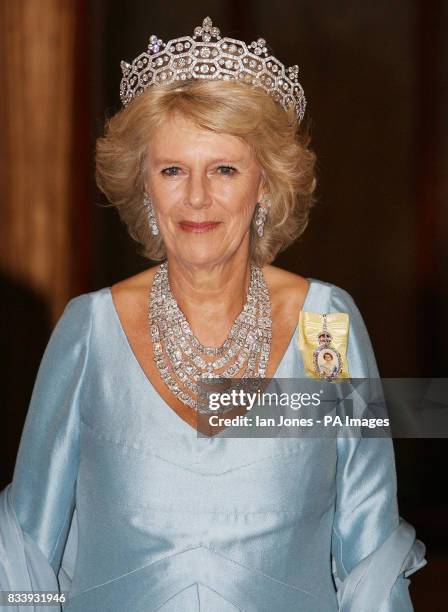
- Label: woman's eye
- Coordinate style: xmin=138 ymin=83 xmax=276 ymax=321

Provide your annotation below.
xmin=218 ymin=166 xmax=237 ymax=176
xmin=160 ymin=166 xmax=236 ymax=177
xmin=161 ymin=167 xmax=180 ymax=177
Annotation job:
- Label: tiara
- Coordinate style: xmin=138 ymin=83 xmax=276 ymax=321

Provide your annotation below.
xmin=120 ymin=16 xmax=306 ymax=122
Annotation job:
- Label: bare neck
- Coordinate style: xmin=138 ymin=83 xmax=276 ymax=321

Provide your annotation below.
xmin=166 ymin=253 xmax=252 ymax=346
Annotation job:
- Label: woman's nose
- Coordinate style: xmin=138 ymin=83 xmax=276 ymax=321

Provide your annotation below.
xmin=185 ymin=173 xmax=212 ymax=209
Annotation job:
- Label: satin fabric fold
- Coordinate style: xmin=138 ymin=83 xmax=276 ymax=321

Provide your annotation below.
xmin=0 ymin=279 xmax=426 ymax=611
xmin=0 ymin=484 xmax=61 ymax=612
xmin=337 ymin=518 xmax=426 ymax=612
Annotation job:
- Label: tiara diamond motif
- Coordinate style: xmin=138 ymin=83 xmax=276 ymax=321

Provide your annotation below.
xmin=120 ymin=16 xmax=306 ymax=122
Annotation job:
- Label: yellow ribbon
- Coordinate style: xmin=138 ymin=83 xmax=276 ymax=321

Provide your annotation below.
xmin=297 ymin=311 xmax=350 ymax=379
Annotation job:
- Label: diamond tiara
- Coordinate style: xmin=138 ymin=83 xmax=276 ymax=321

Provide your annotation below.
xmin=120 ymin=16 xmax=306 ymax=122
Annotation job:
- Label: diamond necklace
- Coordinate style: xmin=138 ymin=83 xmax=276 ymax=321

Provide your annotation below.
xmin=149 ymin=261 xmax=272 ymax=411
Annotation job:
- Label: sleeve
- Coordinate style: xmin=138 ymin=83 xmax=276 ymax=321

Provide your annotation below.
xmin=329 ymin=286 xmax=426 ymax=612
xmin=0 ymin=293 xmax=93 ymax=611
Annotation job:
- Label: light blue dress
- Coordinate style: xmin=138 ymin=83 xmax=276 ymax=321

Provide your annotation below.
xmin=0 ymin=278 xmax=426 ymax=611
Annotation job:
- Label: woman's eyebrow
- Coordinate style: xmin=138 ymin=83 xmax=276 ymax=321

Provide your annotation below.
xmin=150 ymin=157 xmax=245 ymax=166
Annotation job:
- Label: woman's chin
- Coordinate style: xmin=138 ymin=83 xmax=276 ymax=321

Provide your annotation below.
xmin=165 ymin=230 xmax=245 ymax=268
xmin=173 ymin=247 xmax=226 ymax=267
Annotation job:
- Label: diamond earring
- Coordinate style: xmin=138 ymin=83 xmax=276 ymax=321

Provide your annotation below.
xmin=143 ymin=192 xmax=159 ymax=236
xmin=255 ymin=195 xmax=270 ymax=237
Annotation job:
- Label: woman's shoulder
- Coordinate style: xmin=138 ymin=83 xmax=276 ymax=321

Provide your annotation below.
xmin=64 ymin=265 xmax=155 ymax=309
xmin=262 ymin=264 xmax=357 ymax=313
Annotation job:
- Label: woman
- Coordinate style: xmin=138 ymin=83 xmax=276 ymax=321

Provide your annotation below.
xmin=0 ymin=17 xmax=425 ymax=612
xmin=320 ymin=352 xmax=338 ymax=378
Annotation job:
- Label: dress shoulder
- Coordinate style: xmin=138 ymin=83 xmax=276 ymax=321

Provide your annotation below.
xmin=54 ymin=288 xmax=111 ymax=349
xmin=306 ymin=278 xmax=358 ymax=312
xmin=53 ymin=291 xmax=95 ymax=338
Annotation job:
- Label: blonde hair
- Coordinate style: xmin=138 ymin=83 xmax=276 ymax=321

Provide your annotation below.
xmin=95 ymin=79 xmax=317 ymax=266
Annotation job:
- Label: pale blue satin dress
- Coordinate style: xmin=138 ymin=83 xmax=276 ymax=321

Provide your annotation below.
xmin=0 ymin=278 xmax=426 ymax=611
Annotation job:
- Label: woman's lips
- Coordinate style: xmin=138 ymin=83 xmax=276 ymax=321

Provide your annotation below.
xmin=179 ymin=221 xmax=221 ymax=233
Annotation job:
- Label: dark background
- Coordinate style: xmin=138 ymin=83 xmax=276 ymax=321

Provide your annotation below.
xmin=1 ymin=1 xmax=447 ymax=608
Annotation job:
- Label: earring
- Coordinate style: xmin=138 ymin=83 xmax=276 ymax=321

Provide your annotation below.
xmin=143 ymin=192 xmax=159 ymax=236
xmin=255 ymin=195 xmax=270 ymax=237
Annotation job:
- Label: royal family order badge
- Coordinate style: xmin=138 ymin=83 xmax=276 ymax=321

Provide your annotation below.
xmin=312 ymin=314 xmax=343 ymax=381
xmin=297 ymin=311 xmax=350 ymax=380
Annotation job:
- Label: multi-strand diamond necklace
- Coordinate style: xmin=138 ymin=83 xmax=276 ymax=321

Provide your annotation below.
xmin=149 ymin=261 xmax=272 ymax=411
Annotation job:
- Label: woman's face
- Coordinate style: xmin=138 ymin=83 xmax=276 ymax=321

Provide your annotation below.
xmin=144 ymin=113 xmax=266 ymax=268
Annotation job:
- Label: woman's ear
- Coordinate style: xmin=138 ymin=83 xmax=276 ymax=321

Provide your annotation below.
xmin=257 ymin=170 xmax=269 ymax=202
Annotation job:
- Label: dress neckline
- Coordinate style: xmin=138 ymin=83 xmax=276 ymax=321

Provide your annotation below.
xmin=105 ymin=278 xmax=316 ymax=435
